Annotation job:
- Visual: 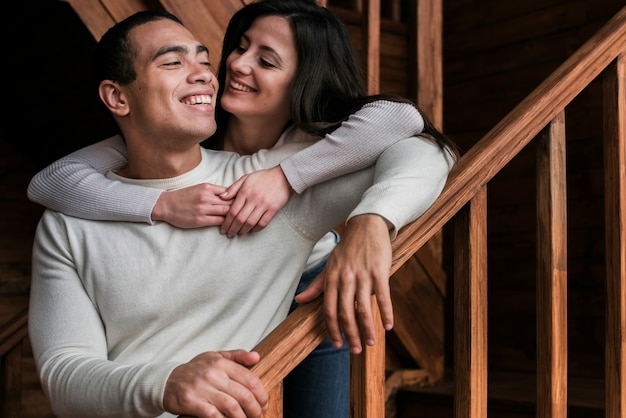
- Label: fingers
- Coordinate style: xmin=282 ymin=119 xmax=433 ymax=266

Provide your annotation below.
xmin=198 ymin=380 xmax=261 ymax=418
xmin=220 ymin=168 xmax=291 ymax=237
xmin=164 ymin=351 xmax=268 ymax=418
xmin=337 ymin=294 xmax=362 ymax=354
xmin=214 ymin=351 xmax=268 ymax=417
xmin=321 ymin=264 xmax=393 ymax=354
xmin=374 ymin=281 xmax=394 ymax=332
xmin=322 ymin=274 xmax=346 ymax=350
xmin=219 ymin=349 xmax=261 ymax=367
xmin=329 ymin=285 xmax=390 ymax=354
xmin=221 ymin=201 xmax=269 ymax=237
xmin=294 ymin=274 xmax=325 ymax=304
xmin=250 ymin=211 xmax=273 ymax=233
xmin=153 ymin=184 xmax=233 ymax=229
xmin=220 ymin=177 xmax=244 ymax=200
xmin=221 ymin=197 xmax=252 ymax=236
xmin=336 ymin=271 xmax=376 ymax=354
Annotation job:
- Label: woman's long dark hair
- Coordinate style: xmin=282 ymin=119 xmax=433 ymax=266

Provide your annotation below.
xmin=205 ymin=0 xmax=459 ymax=159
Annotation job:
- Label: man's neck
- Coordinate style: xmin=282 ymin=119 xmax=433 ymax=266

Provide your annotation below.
xmin=117 ymin=141 xmax=203 ymax=180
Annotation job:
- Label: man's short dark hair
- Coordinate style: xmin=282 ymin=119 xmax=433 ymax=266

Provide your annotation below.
xmin=92 ymin=10 xmax=184 ymax=88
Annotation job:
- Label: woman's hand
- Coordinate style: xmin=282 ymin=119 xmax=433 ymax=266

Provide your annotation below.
xmin=220 ymin=166 xmax=294 ymax=238
xmin=151 ymin=183 xmax=233 ymax=229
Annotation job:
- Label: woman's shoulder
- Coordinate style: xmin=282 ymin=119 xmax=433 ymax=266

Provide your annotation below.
xmin=277 ymin=125 xmax=320 ymax=147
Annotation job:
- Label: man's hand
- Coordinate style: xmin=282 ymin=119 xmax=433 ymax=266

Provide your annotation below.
xmin=295 ymin=214 xmax=394 ymax=354
xmin=164 ymin=350 xmax=268 ymax=418
xmin=220 ymin=166 xmax=294 ymax=238
xmin=152 ymin=183 xmax=233 ymax=229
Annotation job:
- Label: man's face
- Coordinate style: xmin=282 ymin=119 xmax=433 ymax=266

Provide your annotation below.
xmin=121 ymin=19 xmax=219 ymax=149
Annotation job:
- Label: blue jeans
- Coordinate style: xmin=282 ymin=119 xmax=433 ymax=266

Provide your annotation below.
xmin=283 ymin=234 xmax=349 ymax=418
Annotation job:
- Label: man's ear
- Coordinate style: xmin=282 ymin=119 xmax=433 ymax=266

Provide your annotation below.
xmin=99 ymin=80 xmax=129 ymax=116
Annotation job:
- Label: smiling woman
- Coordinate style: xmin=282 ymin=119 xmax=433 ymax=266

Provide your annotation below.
xmin=218 ymin=15 xmax=297 ymax=155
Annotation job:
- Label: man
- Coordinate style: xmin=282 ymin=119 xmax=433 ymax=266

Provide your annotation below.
xmin=29 ymin=10 xmax=452 ymax=418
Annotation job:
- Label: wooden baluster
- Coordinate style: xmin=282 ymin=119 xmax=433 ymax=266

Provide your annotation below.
xmin=454 ymin=187 xmax=488 ymax=418
xmin=536 ymin=112 xmax=568 ymax=418
xmin=350 ymin=298 xmax=386 ymax=418
xmin=362 ymin=0 xmax=380 ymax=94
xmin=603 ymin=54 xmax=626 ymax=418
xmin=410 ymin=0 xmax=443 ymax=131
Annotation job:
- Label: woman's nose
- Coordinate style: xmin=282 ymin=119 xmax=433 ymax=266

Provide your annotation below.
xmin=230 ymin=53 xmax=252 ymax=74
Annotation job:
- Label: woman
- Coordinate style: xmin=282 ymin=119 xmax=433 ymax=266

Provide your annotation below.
xmin=27 ymin=1 xmax=458 ymax=417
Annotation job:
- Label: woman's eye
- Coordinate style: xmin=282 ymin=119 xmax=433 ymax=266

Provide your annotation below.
xmin=260 ymin=58 xmax=276 ymax=68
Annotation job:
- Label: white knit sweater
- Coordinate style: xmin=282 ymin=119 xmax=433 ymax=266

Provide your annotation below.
xmin=29 ymin=132 xmax=453 ymax=417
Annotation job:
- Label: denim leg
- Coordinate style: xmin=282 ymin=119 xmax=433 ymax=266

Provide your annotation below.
xmin=284 ymin=234 xmax=350 ymax=418
xmin=283 ymin=334 xmax=349 ymax=418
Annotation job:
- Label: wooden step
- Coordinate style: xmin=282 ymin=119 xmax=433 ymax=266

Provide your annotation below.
xmin=394 ymin=370 xmax=604 ymax=418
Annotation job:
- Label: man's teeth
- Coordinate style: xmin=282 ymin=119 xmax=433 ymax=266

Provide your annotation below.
xmin=183 ymin=95 xmax=212 ymax=105
xmin=230 ymin=81 xmax=254 ymax=92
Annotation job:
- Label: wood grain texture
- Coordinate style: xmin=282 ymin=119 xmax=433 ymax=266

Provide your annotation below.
xmin=536 ymin=113 xmax=568 ymax=418
xmin=603 ymin=54 xmax=626 ymax=418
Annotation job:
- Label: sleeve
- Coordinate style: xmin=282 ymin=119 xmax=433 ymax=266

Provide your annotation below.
xmin=347 ymin=135 xmax=455 ymax=239
xmin=286 ymin=135 xmax=454 ymax=241
xmin=28 ymin=213 xmax=175 ymax=417
xmin=279 ymin=100 xmax=425 ymax=193
xmin=26 ymin=135 xmax=162 ymax=224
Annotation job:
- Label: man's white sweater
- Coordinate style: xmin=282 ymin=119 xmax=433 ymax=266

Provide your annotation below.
xmin=29 ymin=133 xmax=453 ymax=417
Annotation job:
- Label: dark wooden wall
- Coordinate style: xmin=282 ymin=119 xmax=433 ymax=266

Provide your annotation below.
xmin=1 ymin=1 xmax=624 ymax=414
xmin=1 ymin=0 xmax=116 ymax=320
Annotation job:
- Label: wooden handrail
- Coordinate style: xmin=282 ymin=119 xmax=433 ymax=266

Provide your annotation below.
xmin=251 ymin=3 xmax=626 ymax=414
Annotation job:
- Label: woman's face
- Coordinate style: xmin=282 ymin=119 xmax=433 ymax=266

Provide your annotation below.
xmin=220 ymin=15 xmax=297 ymax=126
